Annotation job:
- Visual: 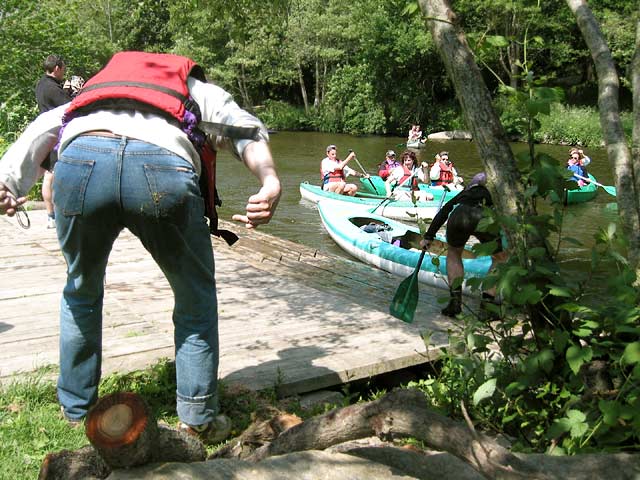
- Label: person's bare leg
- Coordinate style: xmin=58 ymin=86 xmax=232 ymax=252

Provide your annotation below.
xmin=43 ymin=171 xmax=56 ymax=228
xmin=343 ymin=183 xmax=358 ymax=196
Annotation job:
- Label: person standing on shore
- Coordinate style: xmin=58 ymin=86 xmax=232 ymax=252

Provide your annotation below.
xmin=35 ymin=54 xmax=72 ymax=228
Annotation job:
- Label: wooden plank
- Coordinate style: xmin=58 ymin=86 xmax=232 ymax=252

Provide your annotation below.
xmin=0 ymin=210 xmax=452 ymax=395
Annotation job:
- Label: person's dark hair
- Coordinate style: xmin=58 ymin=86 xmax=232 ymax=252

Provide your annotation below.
xmin=43 ymin=54 xmax=65 ymax=73
xmin=400 ymin=150 xmax=417 ymax=166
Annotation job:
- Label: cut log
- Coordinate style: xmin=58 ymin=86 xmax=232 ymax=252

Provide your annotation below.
xmin=85 ymin=392 xmax=158 ymax=469
xmin=38 ymin=446 xmax=110 ymax=480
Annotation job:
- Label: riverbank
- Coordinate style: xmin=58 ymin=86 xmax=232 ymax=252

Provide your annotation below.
xmin=259 ymin=101 xmax=631 ymax=149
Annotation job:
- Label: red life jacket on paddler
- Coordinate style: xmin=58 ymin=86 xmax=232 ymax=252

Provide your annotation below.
xmin=321 ymin=160 xmax=345 ymax=185
xmin=398 ymin=165 xmax=419 ymax=191
xmin=434 ymin=160 xmax=454 ymax=186
xmin=64 ymin=51 xmax=258 ymax=246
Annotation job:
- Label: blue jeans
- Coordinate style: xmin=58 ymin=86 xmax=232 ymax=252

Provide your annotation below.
xmin=53 ymin=135 xmax=219 ymax=426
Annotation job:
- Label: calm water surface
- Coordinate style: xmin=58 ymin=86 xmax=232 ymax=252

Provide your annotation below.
xmin=216 ymin=131 xmax=620 ymax=280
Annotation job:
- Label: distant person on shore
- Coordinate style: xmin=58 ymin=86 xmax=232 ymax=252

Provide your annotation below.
xmin=430 ymin=151 xmax=463 ymax=190
xmin=567 ymin=149 xmax=589 ymax=186
xmin=320 ymin=144 xmax=366 ymax=196
xmin=377 ymin=150 xmax=401 ymax=180
xmin=385 ymin=150 xmax=433 ymax=202
xmin=35 ymin=54 xmax=72 ymax=229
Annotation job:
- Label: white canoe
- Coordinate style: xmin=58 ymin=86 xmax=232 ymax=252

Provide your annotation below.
xmin=317 ymin=201 xmax=492 ymax=293
xmin=300 ymin=182 xmax=444 ymax=222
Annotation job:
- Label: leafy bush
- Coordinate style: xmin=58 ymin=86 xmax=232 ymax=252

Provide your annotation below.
xmin=256 ymin=100 xmax=313 ymax=131
xmin=318 ymin=65 xmax=387 ymax=135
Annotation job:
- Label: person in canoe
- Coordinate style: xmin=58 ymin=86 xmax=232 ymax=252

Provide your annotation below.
xmin=421 ymin=172 xmax=507 ymax=318
xmin=320 ymin=144 xmax=367 ymax=196
xmin=378 ymin=149 xmax=401 ymax=180
xmin=430 ymin=151 xmax=464 ymax=190
xmin=384 ymin=150 xmax=434 ymax=202
xmin=567 ymin=149 xmax=589 ymax=186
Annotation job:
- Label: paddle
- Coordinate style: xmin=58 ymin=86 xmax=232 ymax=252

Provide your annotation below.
xmin=574 ymin=174 xmax=617 ymax=196
xmin=389 ymin=187 xmax=450 ymax=323
xmin=349 ymin=149 xmax=380 ymax=195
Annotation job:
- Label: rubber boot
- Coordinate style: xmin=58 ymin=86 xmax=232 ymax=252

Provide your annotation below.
xmin=479 ymin=292 xmax=500 ymax=322
xmin=441 ymin=287 xmax=462 ymax=317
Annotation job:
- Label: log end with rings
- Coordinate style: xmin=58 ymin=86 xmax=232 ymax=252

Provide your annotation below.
xmin=85 ymin=392 xmax=158 ymax=468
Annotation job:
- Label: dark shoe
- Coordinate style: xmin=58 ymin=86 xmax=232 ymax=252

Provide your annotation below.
xmin=178 ymin=414 xmax=232 ymax=445
xmin=441 ymin=287 xmax=462 ymax=317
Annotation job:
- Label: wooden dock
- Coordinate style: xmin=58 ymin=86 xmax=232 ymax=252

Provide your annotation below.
xmin=0 ymin=209 xmax=457 ymax=396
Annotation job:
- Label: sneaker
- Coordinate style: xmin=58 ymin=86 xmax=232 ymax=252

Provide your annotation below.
xmin=47 ymin=216 xmax=56 ymax=229
xmin=60 ymin=405 xmax=83 ymax=428
xmin=441 ymin=299 xmax=462 ymax=317
xmin=178 ymin=414 xmax=232 ymax=445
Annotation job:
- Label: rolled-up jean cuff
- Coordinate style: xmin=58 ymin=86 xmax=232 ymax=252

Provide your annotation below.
xmin=176 ymin=391 xmax=218 ymax=426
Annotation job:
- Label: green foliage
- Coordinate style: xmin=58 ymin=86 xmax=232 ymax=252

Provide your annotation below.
xmin=318 ymin=65 xmax=387 ymax=134
xmin=256 ymin=100 xmax=313 ymax=131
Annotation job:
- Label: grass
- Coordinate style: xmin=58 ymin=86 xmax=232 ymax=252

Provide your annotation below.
xmin=0 ymin=359 xmax=319 ymax=480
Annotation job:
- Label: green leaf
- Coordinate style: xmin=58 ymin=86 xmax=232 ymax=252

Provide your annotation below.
xmin=566 ymin=410 xmax=588 ymax=438
xmin=486 ymin=35 xmax=509 ymax=48
xmin=566 ymin=345 xmax=593 ymax=375
xmin=599 ymin=400 xmax=620 ymax=426
xmin=622 ymin=342 xmax=640 ymax=364
xmin=473 ymin=378 xmax=497 ymax=405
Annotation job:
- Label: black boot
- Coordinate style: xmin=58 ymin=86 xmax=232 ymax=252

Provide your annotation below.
xmin=441 ymin=287 xmax=462 ymax=317
xmin=479 ymin=292 xmax=501 ymax=322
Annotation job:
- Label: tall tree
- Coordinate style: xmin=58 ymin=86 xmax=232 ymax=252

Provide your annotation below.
xmin=565 ymin=0 xmax=640 ymax=275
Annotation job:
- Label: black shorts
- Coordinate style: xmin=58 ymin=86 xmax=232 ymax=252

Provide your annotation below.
xmin=445 ymin=204 xmax=501 ymax=250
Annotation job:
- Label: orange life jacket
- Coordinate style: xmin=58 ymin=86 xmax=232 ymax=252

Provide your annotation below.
xmin=321 ymin=160 xmax=345 ymax=185
xmin=434 ymin=160 xmax=454 ymax=185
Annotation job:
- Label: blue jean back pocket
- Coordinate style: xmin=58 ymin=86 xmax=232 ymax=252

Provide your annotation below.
xmin=53 ymin=158 xmax=95 ymax=216
xmin=143 ymin=164 xmax=198 ymax=228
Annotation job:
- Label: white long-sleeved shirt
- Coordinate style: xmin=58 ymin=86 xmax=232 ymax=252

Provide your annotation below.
xmin=0 ymin=77 xmax=268 ymax=197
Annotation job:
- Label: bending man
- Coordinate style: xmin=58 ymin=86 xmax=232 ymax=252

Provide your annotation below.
xmin=0 ymin=51 xmax=281 ymax=444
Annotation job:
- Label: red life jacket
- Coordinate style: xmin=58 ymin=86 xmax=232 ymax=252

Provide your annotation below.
xmin=434 ymin=160 xmax=454 ymax=185
xmin=65 ymin=51 xmax=206 ymax=128
xmin=398 ymin=165 xmax=419 ymax=191
xmin=321 ymin=160 xmax=345 ymax=185
xmin=62 ymin=52 xmax=268 ymax=245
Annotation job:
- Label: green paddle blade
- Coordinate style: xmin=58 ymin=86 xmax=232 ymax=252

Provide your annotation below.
xmin=602 ymin=185 xmax=617 ymax=196
xmin=390 ymin=249 xmax=426 ymax=323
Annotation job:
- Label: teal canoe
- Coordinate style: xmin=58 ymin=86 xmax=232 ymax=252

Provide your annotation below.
xmin=565 ymin=174 xmax=598 ymax=204
xmin=300 ymin=182 xmax=447 ymax=222
xmin=317 ymin=201 xmax=491 ymax=293
xmin=358 ymin=175 xmax=458 ymax=201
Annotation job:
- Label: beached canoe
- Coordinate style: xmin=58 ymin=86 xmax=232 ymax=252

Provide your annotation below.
xmin=317 ymin=201 xmax=492 ymax=293
xmin=300 ymin=182 xmax=445 ymax=222
xmin=358 ymin=175 xmax=459 ymax=201
xmin=566 ymin=174 xmax=598 ymax=204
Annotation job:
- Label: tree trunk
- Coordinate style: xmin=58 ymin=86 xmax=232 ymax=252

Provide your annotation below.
xmin=566 ymin=0 xmax=640 ymax=275
xmin=417 ymin=0 xmax=536 ymax=258
xmin=314 ymin=58 xmax=321 ymax=108
xmin=298 ymin=63 xmax=309 ymax=114
xmin=237 ymin=64 xmax=254 ymax=112
xmin=85 ymin=392 xmax=159 ymax=469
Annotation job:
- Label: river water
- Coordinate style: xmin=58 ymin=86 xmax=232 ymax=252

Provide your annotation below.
xmin=216 ymin=131 xmax=620 ymax=279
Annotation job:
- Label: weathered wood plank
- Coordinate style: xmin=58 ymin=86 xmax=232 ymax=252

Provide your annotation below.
xmin=0 ymin=210 xmax=452 ymax=396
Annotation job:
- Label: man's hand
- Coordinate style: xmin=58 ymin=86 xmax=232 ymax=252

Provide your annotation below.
xmin=232 ymin=176 xmax=281 ymax=229
xmin=0 ymin=183 xmax=26 ymax=217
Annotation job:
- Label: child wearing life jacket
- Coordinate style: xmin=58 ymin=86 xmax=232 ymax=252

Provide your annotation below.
xmin=320 ymin=144 xmax=364 ymax=195
xmin=378 ymin=150 xmax=401 ymax=180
